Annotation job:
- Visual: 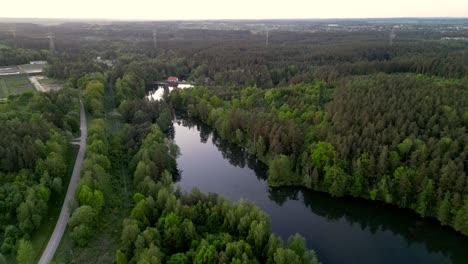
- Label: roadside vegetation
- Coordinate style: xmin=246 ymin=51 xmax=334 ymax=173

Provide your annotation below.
xmin=0 ymin=89 xmax=80 ymax=262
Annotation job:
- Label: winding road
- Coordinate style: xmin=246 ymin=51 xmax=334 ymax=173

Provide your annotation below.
xmin=38 ymin=100 xmax=87 ymax=264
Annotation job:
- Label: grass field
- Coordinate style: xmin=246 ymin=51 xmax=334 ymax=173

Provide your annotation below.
xmin=38 ymin=77 xmax=64 ymax=85
xmin=0 ymin=75 xmax=34 ymax=98
xmin=38 ymin=76 xmax=65 ymax=87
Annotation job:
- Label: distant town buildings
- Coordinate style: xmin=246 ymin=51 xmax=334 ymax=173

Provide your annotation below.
xmin=95 ymin=57 xmax=115 ymax=67
xmin=441 ymin=37 xmax=467 ymax=41
xmin=29 ymin=61 xmax=47 ymax=65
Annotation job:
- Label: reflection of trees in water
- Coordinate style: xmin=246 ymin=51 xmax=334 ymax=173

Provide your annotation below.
xmin=210 ymin=128 xmax=269 ymax=181
xmin=166 ymin=123 xmax=176 ymax=139
xmin=178 ymin=116 xmax=268 ymax=181
xmin=247 ymin=157 xmax=268 ymax=181
xmin=172 ymin=169 xmax=182 ymax=183
xmin=268 ymin=187 xmax=468 ymax=264
xmin=212 ymin=133 xmax=246 ymax=168
xmin=174 ymin=117 xmax=213 ymax=143
xmin=267 ymin=187 xmax=301 ymax=205
xmin=198 ymin=124 xmax=212 ymax=143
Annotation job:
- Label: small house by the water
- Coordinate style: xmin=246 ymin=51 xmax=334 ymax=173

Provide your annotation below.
xmin=167 ymin=76 xmax=178 ymax=82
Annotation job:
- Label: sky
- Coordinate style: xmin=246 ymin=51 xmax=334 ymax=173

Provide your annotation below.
xmin=1 ymin=0 xmax=467 ymax=20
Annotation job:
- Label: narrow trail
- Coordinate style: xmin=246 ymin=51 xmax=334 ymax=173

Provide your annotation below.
xmin=38 ymin=100 xmax=87 ymax=264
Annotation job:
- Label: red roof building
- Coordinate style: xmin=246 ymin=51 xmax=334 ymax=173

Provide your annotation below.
xmin=167 ymin=76 xmax=178 ymax=82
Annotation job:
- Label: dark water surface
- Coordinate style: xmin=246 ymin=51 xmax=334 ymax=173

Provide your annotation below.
xmin=172 ymin=118 xmax=468 ymax=264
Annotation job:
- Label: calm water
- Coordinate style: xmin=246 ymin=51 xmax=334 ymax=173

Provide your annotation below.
xmin=171 ymin=118 xmax=468 ymax=264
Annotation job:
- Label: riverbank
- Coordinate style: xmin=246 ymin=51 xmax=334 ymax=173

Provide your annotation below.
xmin=172 ymin=117 xmax=468 ymax=264
xmin=168 ymin=77 xmax=468 ymax=239
xmin=183 ymin=108 xmax=468 ymax=237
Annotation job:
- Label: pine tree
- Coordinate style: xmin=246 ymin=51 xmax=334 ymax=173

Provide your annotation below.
xmin=16 ymin=239 xmax=35 ymax=264
xmin=350 ymin=172 xmax=364 ymax=197
xmin=453 ymin=198 xmax=468 ymax=235
xmin=416 ymin=179 xmax=434 ymax=217
xmin=437 ymin=192 xmax=452 ymax=226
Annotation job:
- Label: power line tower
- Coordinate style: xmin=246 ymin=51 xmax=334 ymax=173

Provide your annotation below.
xmin=0 ymin=24 xmax=17 ymax=47
xmin=153 ymin=29 xmax=157 ymax=50
xmin=389 ymin=28 xmax=396 ymax=46
xmin=47 ymin=31 xmax=56 ymax=53
xmin=11 ymin=24 xmax=16 ymax=48
xmin=266 ymin=30 xmax=269 ymax=46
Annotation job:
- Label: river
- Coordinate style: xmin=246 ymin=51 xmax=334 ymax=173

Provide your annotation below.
xmin=171 ymin=118 xmax=468 ymax=264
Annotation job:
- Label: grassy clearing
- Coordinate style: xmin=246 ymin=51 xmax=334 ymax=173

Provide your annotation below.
xmin=54 ymin=107 xmax=133 ymax=263
xmin=53 ymin=206 xmax=129 ymax=264
xmin=105 ymin=110 xmax=123 ymax=132
xmin=0 ymin=78 xmax=8 ymax=98
xmin=38 ymin=77 xmax=65 ymax=86
xmin=0 ymin=75 xmax=34 ymax=98
xmin=53 ymin=157 xmax=132 ymax=264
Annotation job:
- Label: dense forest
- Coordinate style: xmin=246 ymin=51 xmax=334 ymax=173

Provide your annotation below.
xmin=3 ymin=19 xmax=467 ymax=87
xmin=170 ymin=73 xmax=468 ymax=236
xmin=0 ymin=19 xmax=467 ymax=263
xmin=0 ymin=89 xmax=80 ymax=262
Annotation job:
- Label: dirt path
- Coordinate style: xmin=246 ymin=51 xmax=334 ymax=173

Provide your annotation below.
xmin=38 ymin=100 xmax=87 ymax=264
xmin=28 ymin=76 xmax=46 ymax=92
xmin=28 ymin=76 xmax=62 ymax=92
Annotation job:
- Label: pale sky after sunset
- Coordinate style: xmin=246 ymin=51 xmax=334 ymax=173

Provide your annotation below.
xmin=1 ymin=0 xmax=467 ymax=20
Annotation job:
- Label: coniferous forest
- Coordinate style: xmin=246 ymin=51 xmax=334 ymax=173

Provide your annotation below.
xmin=0 ymin=19 xmax=467 ymax=263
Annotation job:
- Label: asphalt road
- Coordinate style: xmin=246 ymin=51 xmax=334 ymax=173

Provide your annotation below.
xmin=38 ymin=100 xmax=87 ymax=264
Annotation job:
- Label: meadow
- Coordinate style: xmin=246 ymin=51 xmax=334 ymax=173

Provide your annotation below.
xmin=0 ymin=74 xmax=34 ymax=98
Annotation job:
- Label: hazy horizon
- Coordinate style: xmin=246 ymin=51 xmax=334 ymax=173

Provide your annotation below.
xmin=1 ymin=0 xmax=467 ymax=21
xmin=1 ymin=16 xmax=468 ymax=22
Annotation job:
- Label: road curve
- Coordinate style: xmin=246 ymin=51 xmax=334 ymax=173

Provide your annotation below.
xmin=39 ymin=100 xmax=87 ymax=264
